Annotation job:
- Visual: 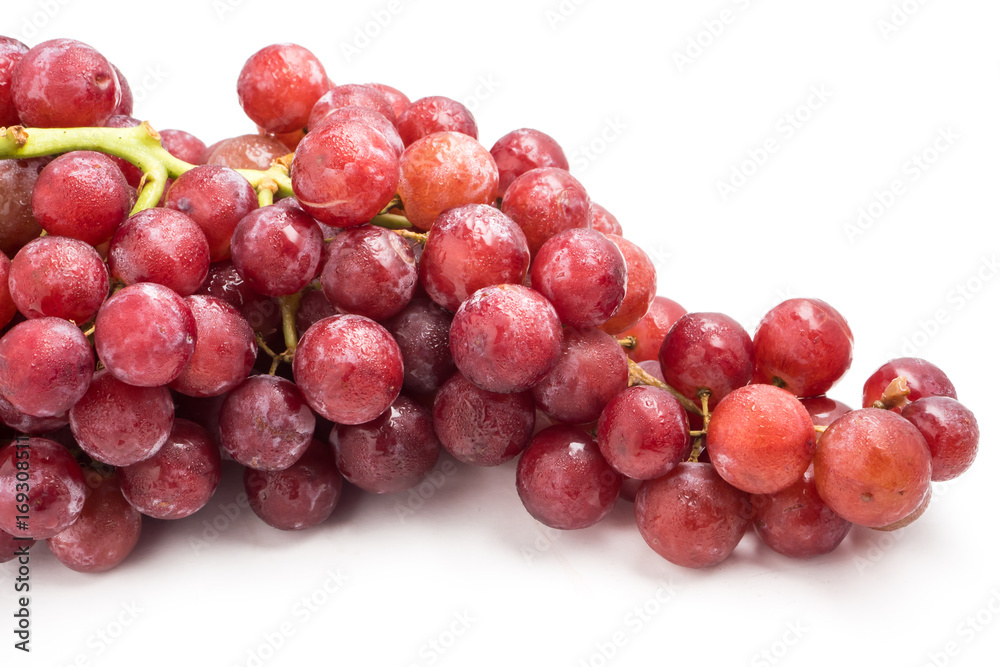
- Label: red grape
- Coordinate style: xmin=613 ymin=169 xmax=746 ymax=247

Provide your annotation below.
xmin=231 ymin=204 xmax=323 ymax=297
xmin=368 ymin=83 xmax=410 ymax=118
xmin=0 ymin=392 xmax=68 ymax=435
xmin=0 ymin=37 xmax=28 ymax=126
xmin=198 ymin=260 xmax=281 ymax=338
xmin=901 ymin=396 xmax=978 ymax=481
xmin=619 ymin=296 xmax=686 ymax=363
xmin=861 ymin=357 xmax=957 ymax=411
xmin=308 ymin=84 xmax=396 ymax=128
xmin=589 ymin=202 xmax=623 ymax=235
xmin=597 ymin=385 xmax=690 ymax=480
xmin=382 ymin=297 xmax=457 ymax=396
xmin=170 ymin=295 xmax=256 ymax=398
xmin=102 ymin=115 xmax=144 ymax=187
xmin=238 ymin=43 xmax=330 ymax=133
xmin=490 ymin=128 xmax=568 ymax=196
xmin=800 ymin=396 xmax=852 ymax=427
xmin=245 ymin=439 xmax=343 ymax=530
xmin=397 ymin=96 xmax=477 ymax=146
xmin=500 ymin=167 xmax=591 ymax=256
xmin=160 ymin=129 xmax=208 ymax=165
xmin=108 ymin=208 xmax=211 ymax=297
xmin=8 ymin=235 xmax=108 ymax=323
xmin=110 ymin=63 xmax=132 ymax=116
xmin=164 ymin=165 xmax=258 ymax=261
xmin=296 ymin=289 xmax=337 ymax=336
xmin=0 ymin=437 xmax=86 ymax=539
xmin=599 ymin=235 xmax=657 ymax=334
xmin=205 ymin=134 xmax=289 ymax=170
xmin=311 ymin=105 xmax=404 ymax=157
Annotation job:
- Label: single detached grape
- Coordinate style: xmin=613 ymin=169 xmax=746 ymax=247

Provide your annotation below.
xmin=0 ymin=437 xmax=87 ymax=539
xmin=752 ymin=298 xmax=854 ymax=397
xmin=0 ymin=37 xmax=28 ymax=126
xmin=293 ymin=315 xmax=404 ymax=425
xmin=397 ymin=131 xmax=499 ymax=231
xmin=119 ymin=419 xmax=222 ymax=520
xmin=308 ymin=84 xmax=396 ymax=128
xmin=164 ymin=165 xmax=258 ymax=261
xmin=813 ymin=408 xmax=932 ymax=528
xmin=95 ymin=282 xmax=197 ymax=387
xmin=620 ymin=296 xmax=687 ymax=363
xmin=901 ymin=396 xmax=979 ymax=481
xmin=0 ymin=157 xmax=47 ymax=257
xmin=231 ymin=204 xmax=323 ymax=297
xmin=599 ymin=235 xmax=657 ymax=334
xmin=219 ymin=374 xmax=316 ymax=471
xmin=170 ymin=295 xmax=257 ymax=398
xmin=500 ymin=167 xmax=591 ymax=256
xmin=8 ymin=235 xmax=109 ymax=322
xmin=800 ymin=396 xmax=852 ymax=427
xmin=530 ymin=228 xmax=626 ymax=328
xmin=12 ymin=38 xmax=120 ymax=127
xmin=108 ymin=208 xmax=211 ymax=297
xmin=589 ymin=202 xmax=623 ymax=235
xmin=245 ymin=439 xmax=343 ymax=530
xmin=658 ymin=312 xmax=754 ymax=410
xmin=861 ymin=357 xmax=957 ymax=411
xmin=69 ymin=369 xmax=174 ymax=467
xmin=419 ymin=204 xmax=530 ymax=312
xmin=0 ymin=317 xmax=93 ymax=417
xmin=433 ymin=372 xmax=535 ymax=466
xmin=449 ymin=284 xmax=563 ymax=394
xmin=597 ymin=385 xmax=691 ymax=480
xmin=47 ymin=472 xmax=142 ymax=573
xmin=330 ymin=394 xmax=440 ymax=494
xmin=397 ymin=96 xmax=477 ymax=146
xmin=490 ymin=128 xmax=568 ymax=196
xmin=382 ymin=297 xmax=457 ymax=396
xmin=532 ymin=327 xmax=628 ymax=424
xmin=751 ymin=465 xmax=852 ymax=559
xmin=31 ymin=151 xmax=131 ymax=245
xmin=516 ymin=425 xmax=621 ymax=530
xmin=291 ymin=119 xmax=399 ymax=228
xmin=634 ymin=462 xmax=751 ymax=568
xmin=160 ymin=129 xmax=208 ymax=165
xmin=321 ymin=224 xmax=417 ymax=320
xmin=238 ymin=43 xmax=329 ymax=133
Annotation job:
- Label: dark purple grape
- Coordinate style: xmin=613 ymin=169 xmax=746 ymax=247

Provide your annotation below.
xmin=8 ymin=235 xmax=109 ymax=322
xmin=295 ymin=290 xmax=338 ymax=337
xmin=0 ymin=437 xmax=86 ymax=539
xmin=198 ymin=260 xmax=281 ymax=338
xmin=382 ymin=297 xmax=456 ymax=396
xmin=245 ymin=439 xmax=343 ymax=530
xmin=0 ymin=157 xmax=47 ymax=257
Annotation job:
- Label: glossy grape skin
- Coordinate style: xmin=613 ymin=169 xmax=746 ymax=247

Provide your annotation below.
xmin=599 ymin=235 xmax=657 ymax=334
xmin=0 ymin=37 xmax=29 ymax=125
xmin=620 ymin=296 xmax=687 ymax=363
xmin=164 ymin=165 xmax=258 ymax=261
xmin=635 ymin=462 xmax=751 ymax=568
xmin=800 ymin=396 xmax=852 ymax=427
xmin=12 ymin=39 xmax=120 ymax=127
xmin=294 ymin=315 xmax=404 ymax=424
xmin=398 ymin=131 xmax=500 ymax=231
xmin=110 ymin=64 xmax=132 ymax=116
xmin=206 ymin=134 xmax=289 ymax=170
xmin=750 ymin=465 xmax=851 ymax=558
xmin=901 ymin=396 xmax=979 ymax=481
xmin=238 ymin=43 xmax=329 ymax=133
xmin=312 ymin=105 xmax=404 ymax=157
xmin=31 ymin=151 xmax=131 ymax=246
xmin=532 ymin=328 xmax=628 ymax=424
xmin=245 ymin=439 xmax=343 ymax=530
xmin=814 ymin=408 xmax=932 ymax=528
xmin=109 ymin=208 xmax=211 ymax=297
xmin=198 ymin=260 xmax=281 ymax=338
xmin=531 ymin=228 xmax=626 ymax=328
xmin=433 ymin=372 xmax=535 ymax=466
xmin=291 ymin=119 xmax=399 ymax=228
xmin=7 ymin=235 xmax=107 ymax=323
xmin=752 ymin=298 xmax=854 ymax=398
xmin=119 ymin=419 xmax=222 ymax=520
xmin=160 ymin=129 xmax=208 ymax=165
xmin=861 ymin=357 xmax=957 ymax=411
xmin=69 ymin=369 xmax=173 ymax=467
xmin=309 ymin=84 xmax=396 ymax=126
xmin=516 ymin=425 xmax=621 ymax=530
xmin=658 ymin=312 xmax=754 ymax=410
xmin=368 ymin=83 xmax=410 ymax=118
xmin=589 ymin=202 xmax=623 ymax=235
xmin=0 ymin=317 xmax=93 ymax=418
xmin=0 ymin=158 xmax=47 ymax=256
xmin=419 ymin=204 xmax=530 ymax=313
xmin=95 ymin=283 xmax=197 ymax=387
xmin=321 ymin=224 xmax=416 ymax=320
xmin=330 ymin=394 xmax=440 ymax=494
xmin=382 ymin=297 xmax=456 ymax=396
xmin=490 ymin=128 xmax=569 ymax=196
xmin=1 ymin=527 xmax=33 ymax=563
xmin=500 ymin=168 xmax=591 ymax=257
xmin=706 ymin=384 xmax=816 ymax=494
xmin=0 ymin=392 xmax=68 ymax=435
xmin=47 ymin=472 xmax=142 ymax=573
xmin=397 ymin=96 xmax=477 ymax=146
xmin=596 ymin=385 xmax=690 ymax=480
xmin=449 ymin=284 xmax=563 ymax=394
xmin=0 ymin=437 xmax=86 ymax=539
xmin=231 ymin=204 xmax=323 ymax=297
xmin=170 ymin=295 xmax=256 ymax=398
xmin=219 ymin=374 xmax=315 ymax=471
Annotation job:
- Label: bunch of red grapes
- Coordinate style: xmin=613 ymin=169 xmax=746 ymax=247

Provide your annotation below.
xmin=0 ymin=38 xmax=980 ymax=573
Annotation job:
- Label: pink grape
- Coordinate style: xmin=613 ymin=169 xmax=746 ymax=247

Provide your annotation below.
xmin=308 ymin=84 xmax=396 ymax=129
xmin=8 ymin=235 xmax=109 ymax=322
xmin=599 ymin=235 xmax=657 ymax=334
xmin=108 ymin=208 xmax=211 ymax=297
xmin=397 ymin=96 xmax=477 ymax=146
xmin=237 ymin=43 xmax=330 ymax=133
xmin=170 ymin=295 xmax=257 ymax=398
xmin=596 ymin=385 xmax=690 ymax=480
xmin=619 ymin=296 xmax=687 ymax=363
xmin=245 ymin=439 xmax=343 ymax=530
xmin=490 ymin=128 xmax=568 ymax=196
xmin=500 ymin=167 xmax=591 ymax=256
xmin=861 ymin=357 xmax=957 ymax=411
xmin=0 ymin=437 xmax=86 ymax=539
xmin=164 ymin=165 xmax=258 ymax=261
xmin=901 ymin=396 xmax=979 ymax=481
xmin=231 ymin=203 xmax=323 ymax=297
xmin=160 ymin=129 xmax=208 ymax=165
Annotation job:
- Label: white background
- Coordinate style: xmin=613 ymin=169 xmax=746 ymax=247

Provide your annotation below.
xmin=2 ymin=0 xmax=999 ymax=666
